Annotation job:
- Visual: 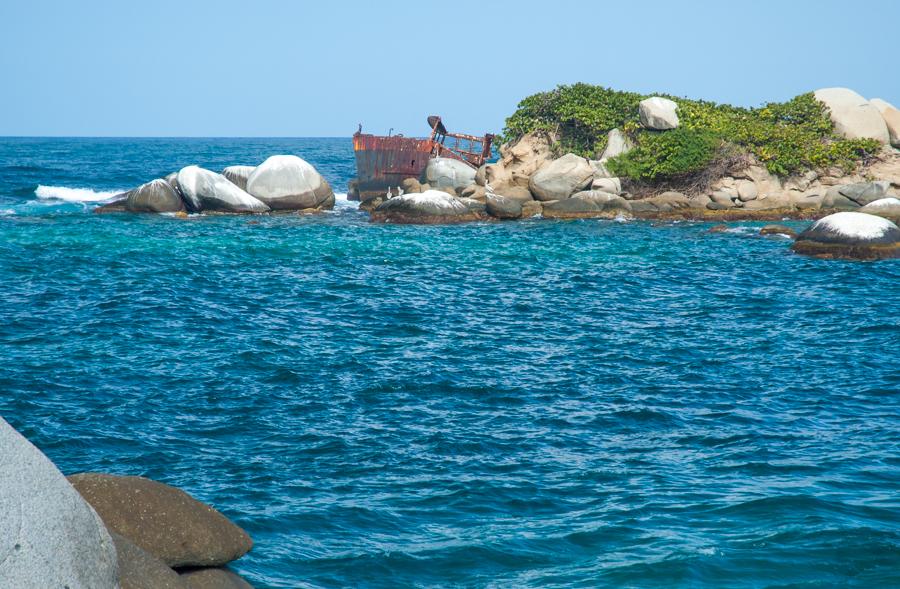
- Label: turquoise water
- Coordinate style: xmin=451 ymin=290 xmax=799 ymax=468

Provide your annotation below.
xmin=1 ymin=138 xmax=899 ymax=588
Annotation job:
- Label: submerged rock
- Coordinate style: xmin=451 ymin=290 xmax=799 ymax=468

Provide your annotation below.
xmin=760 ymin=224 xmax=798 ymax=238
xmin=813 ymin=88 xmax=890 ymax=143
xmin=639 ymin=97 xmax=679 ymax=130
xmin=222 ymin=166 xmax=256 ymax=191
xmin=125 ymin=178 xmax=186 ymax=213
xmin=424 ymin=157 xmax=476 ymax=191
xmin=369 ymin=190 xmax=484 ymax=224
xmin=542 ymin=190 xmax=632 ymax=219
xmin=528 ymin=153 xmax=594 ymax=201
xmin=246 ymin=155 xmax=334 ymax=211
xmin=792 ymin=211 xmax=900 ymax=259
xmin=0 ymin=418 xmax=119 ymax=589
xmin=68 ymin=473 xmax=253 ymax=568
xmin=177 ymin=166 xmax=269 ymax=213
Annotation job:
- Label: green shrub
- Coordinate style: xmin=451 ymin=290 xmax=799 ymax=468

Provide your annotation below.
xmin=500 ymin=85 xmax=882 ymax=182
xmin=606 ymin=129 xmax=720 ymax=182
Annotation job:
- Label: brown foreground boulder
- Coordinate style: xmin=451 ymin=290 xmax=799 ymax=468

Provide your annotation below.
xmin=69 ymin=473 xmax=253 ymax=568
xmin=180 ymin=567 xmax=254 ymax=589
xmin=111 ymin=532 xmax=184 ymax=589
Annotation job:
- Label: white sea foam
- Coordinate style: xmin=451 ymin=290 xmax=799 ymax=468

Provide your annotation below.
xmin=34 ymin=185 xmax=122 ymax=203
xmin=0 ymin=209 xmax=14 ymax=216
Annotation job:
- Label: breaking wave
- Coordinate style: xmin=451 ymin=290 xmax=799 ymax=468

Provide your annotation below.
xmin=34 ymin=185 xmax=122 ymax=203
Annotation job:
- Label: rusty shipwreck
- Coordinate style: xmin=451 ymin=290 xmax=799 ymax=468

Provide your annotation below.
xmin=349 ymin=116 xmax=493 ymax=202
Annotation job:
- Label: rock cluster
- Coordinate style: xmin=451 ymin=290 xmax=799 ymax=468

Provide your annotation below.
xmin=0 ymin=419 xmax=256 ymax=588
xmin=97 ymin=155 xmax=333 ymax=215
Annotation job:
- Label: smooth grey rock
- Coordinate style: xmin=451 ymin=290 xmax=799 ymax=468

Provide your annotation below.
xmin=68 ymin=473 xmax=253 ymax=568
xmin=870 ymin=98 xmax=900 ymax=147
xmin=111 ymin=532 xmax=183 ymax=589
xmin=424 ymin=157 xmax=477 ymax=190
xmin=485 ymin=194 xmax=523 ymax=219
xmin=180 ymin=567 xmax=253 ymax=589
xmin=709 ymin=191 xmax=736 ymax=206
xmin=832 ymin=181 xmax=892 ymax=206
xmin=491 ymin=185 xmax=533 ymax=203
xmin=125 ymin=179 xmax=186 ymax=213
xmin=246 ymin=155 xmax=333 ymax=211
xmin=814 ymin=88 xmax=890 ymax=143
xmin=542 ymin=190 xmax=632 ymax=218
xmin=639 ymin=97 xmax=679 ymax=130
xmin=860 ymin=197 xmax=900 ymax=218
xmin=591 ymin=177 xmax=622 ymax=194
xmin=177 ymin=166 xmax=269 ymax=213
xmin=737 ymin=180 xmax=758 ymax=202
xmin=0 ymin=418 xmax=119 ymax=589
xmin=221 ymin=166 xmax=255 ymax=191
xmin=528 ymin=153 xmax=594 ymax=201
xmin=600 ymin=128 xmax=632 ymax=160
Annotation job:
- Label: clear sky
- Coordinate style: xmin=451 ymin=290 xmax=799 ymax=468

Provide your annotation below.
xmin=2 ymin=0 xmax=898 ymax=137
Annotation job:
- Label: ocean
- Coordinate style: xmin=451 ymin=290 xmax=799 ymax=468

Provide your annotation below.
xmin=1 ymin=137 xmax=898 ymax=588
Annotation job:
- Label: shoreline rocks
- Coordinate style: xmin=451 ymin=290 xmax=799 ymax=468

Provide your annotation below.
xmin=246 ymin=155 xmax=334 ymax=211
xmin=369 ymin=190 xmax=486 ymax=224
xmin=177 ymin=166 xmax=270 ymax=213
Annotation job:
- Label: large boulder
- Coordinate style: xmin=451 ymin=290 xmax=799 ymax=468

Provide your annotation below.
xmin=792 ymin=211 xmax=900 ymax=260
xmin=861 ymin=197 xmax=900 ymax=218
xmin=639 ymin=97 xmax=679 ymax=130
xmin=68 ymin=473 xmax=253 ymax=568
xmin=484 ymin=131 xmax=555 ymax=194
xmin=869 ymin=98 xmax=900 ymax=147
xmin=542 ymin=190 xmax=632 ymax=219
xmin=485 ymin=194 xmax=523 ymax=220
xmin=176 ymin=166 xmax=269 ymax=213
xmin=825 ymin=181 xmax=891 ymax=207
xmin=246 ymin=155 xmax=334 ymax=210
xmin=528 ymin=153 xmax=594 ymax=201
xmin=112 ymin=532 xmax=184 ymax=589
xmin=125 ymin=179 xmax=186 ymax=213
xmin=369 ymin=190 xmax=484 ymax=224
xmin=221 ymin=166 xmax=256 ymax=191
xmin=600 ymin=128 xmax=633 ymax=160
xmin=813 ymin=88 xmax=890 ymax=143
xmin=0 ymin=418 xmax=119 ymax=589
xmin=424 ymin=157 xmax=476 ymax=191
xmin=180 ymin=567 xmax=253 ymax=589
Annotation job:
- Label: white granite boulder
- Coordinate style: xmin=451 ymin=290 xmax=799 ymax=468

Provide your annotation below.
xmin=792 ymin=211 xmax=900 ymax=259
xmin=369 ymin=190 xmax=484 ymax=224
xmin=600 ymin=128 xmax=633 ymax=160
xmin=0 ymin=418 xmax=119 ymax=589
xmin=221 ymin=166 xmax=256 ymax=191
xmin=639 ymin=97 xmax=679 ymax=130
xmin=869 ymin=98 xmax=900 ymax=147
xmin=246 ymin=155 xmax=334 ymax=211
xmin=813 ymin=88 xmax=890 ymax=143
xmin=424 ymin=157 xmax=477 ymax=191
xmin=177 ymin=166 xmax=270 ymax=213
xmin=860 ymin=197 xmax=900 ymax=218
xmin=528 ymin=153 xmax=594 ymax=201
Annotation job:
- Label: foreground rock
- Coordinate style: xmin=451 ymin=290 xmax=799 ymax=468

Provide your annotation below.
xmin=870 ymin=98 xmax=900 ymax=147
xmin=0 ymin=418 xmax=118 ymax=588
xmin=68 ymin=473 xmax=253 ymax=568
xmin=792 ymin=212 xmax=900 ymax=259
xmin=528 ymin=153 xmax=594 ymax=201
xmin=813 ymin=88 xmax=890 ymax=143
xmin=246 ymin=155 xmax=334 ymax=211
xmin=177 ymin=166 xmax=270 ymax=213
xmin=180 ymin=567 xmax=253 ymax=589
xmin=485 ymin=194 xmax=523 ymax=219
xmin=639 ymin=97 xmax=679 ymax=130
xmin=112 ymin=532 xmax=184 ymax=589
xmin=222 ymin=166 xmax=256 ymax=191
xmin=424 ymin=157 xmax=476 ymax=191
xmin=542 ymin=190 xmax=632 ymax=219
xmin=125 ymin=179 xmax=186 ymax=213
xmin=369 ymin=190 xmax=485 ymax=224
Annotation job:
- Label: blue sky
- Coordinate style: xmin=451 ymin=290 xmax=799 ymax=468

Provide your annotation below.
xmin=1 ymin=0 xmax=898 ymax=137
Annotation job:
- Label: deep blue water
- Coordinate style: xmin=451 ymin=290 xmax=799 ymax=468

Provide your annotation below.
xmin=1 ymin=138 xmax=898 ymax=588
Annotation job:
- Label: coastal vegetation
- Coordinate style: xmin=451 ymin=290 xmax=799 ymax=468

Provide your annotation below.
xmin=500 ymin=84 xmax=882 ymax=186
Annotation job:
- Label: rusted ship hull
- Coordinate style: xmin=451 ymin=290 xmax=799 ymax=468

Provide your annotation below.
xmin=351 ymin=116 xmax=493 ymax=202
xmin=351 ymin=134 xmax=435 ymax=202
